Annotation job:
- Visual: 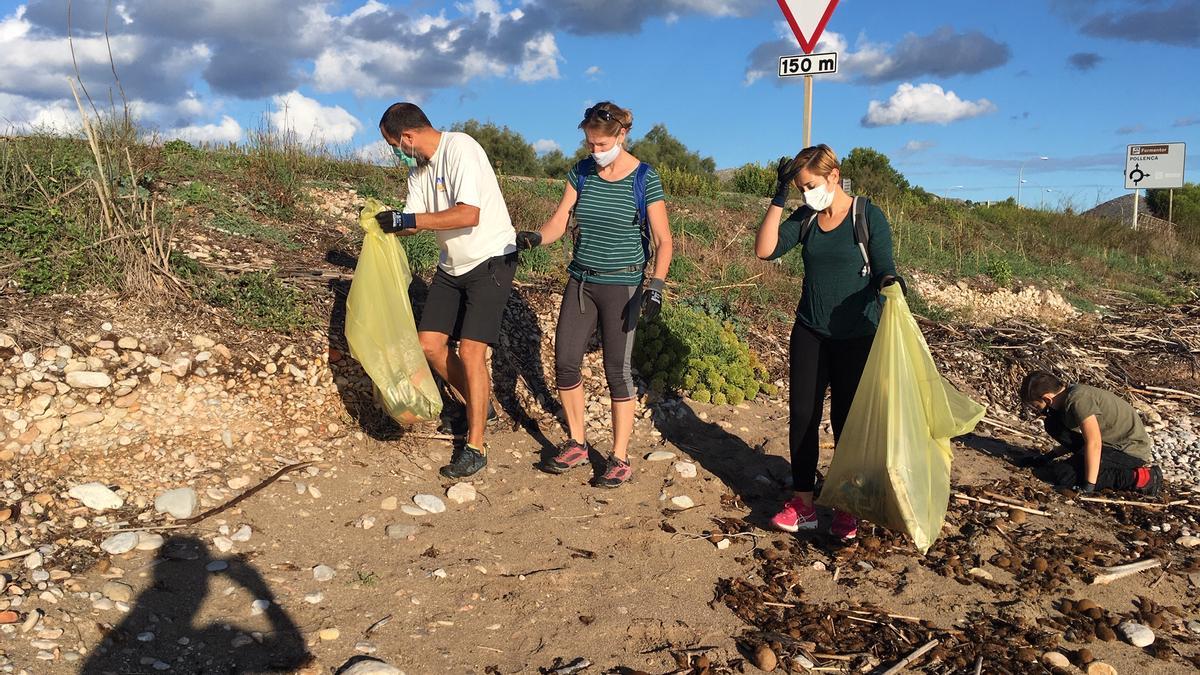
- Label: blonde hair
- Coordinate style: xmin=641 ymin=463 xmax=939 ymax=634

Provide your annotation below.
xmin=790 ymin=144 xmax=840 ymax=179
xmin=578 ymin=101 xmax=633 ymax=136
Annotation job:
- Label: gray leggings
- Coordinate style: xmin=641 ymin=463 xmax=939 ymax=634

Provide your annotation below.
xmin=554 ymin=277 xmax=639 ymax=401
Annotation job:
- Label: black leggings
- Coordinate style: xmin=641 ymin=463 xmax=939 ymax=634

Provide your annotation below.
xmin=1042 ymin=413 xmax=1146 ymax=490
xmin=788 ymin=322 xmax=874 ymax=492
xmin=554 ymin=277 xmax=639 ymax=401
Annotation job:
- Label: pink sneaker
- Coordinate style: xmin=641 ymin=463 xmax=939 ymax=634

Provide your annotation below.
xmin=830 ymin=509 xmax=858 ymax=540
xmin=771 ymin=498 xmax=818 ymax=533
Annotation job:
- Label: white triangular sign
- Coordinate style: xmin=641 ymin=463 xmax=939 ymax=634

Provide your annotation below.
xmin=776 ymin=0 xmax=839 ymax=54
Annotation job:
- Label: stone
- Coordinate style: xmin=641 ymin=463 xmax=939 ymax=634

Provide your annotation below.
xmin=100 ymin=532 xmax=139 ymax=555
xmin=968 ymin=567 xmax=994 ymax=581
xmin=192 ymin=335 xmax=216 ymax=350
xmin=401 ymin=505 xmax=427 ymax=516
xmin=1187 ymin=620 xmax=1200 ymax=635
xmin=136 ymin=533 xmax=164 ymax=551
xmin=446 ymin=483 xmax=476 ymax=504
xmin=716 ymin=538 xmax=731 ymax=550
xmin=304 ymin=592 xmax=323 ymax=604
xmin=380 ymin=496 xmax=398 ymax=511
xmin=673 ymin=461 xmax=697 ymax=478
xmin=319 ymin=628 xmax=340 ymax=641
xmin=386 ymin=524 xmax=418 ymax=540
xmin=668 ymin=495 xmax=695 ymax=510
xmin=35 ymin=417 xmax=62 ymax=435
xmin=753 ymin=644 xmax=777 ymax=672
xmin=1041 ymin=652 xmax=1070 ymax=668
xmin=24 ymin=551 xmax=43 ymax=569
xmin=117 ymin=337 xmax=139 ymax=350
xmin=206 ymin=561 xmax=229 ymax=572
xmin=313 ymin=565 xmax=336 ymax=582
xmin=1086 ymin=663 xmax=1118 ymax=675
xmin=101 ymin=581 xmax=134 ymax=603
xmin=355 ymin=641 xmax=378 ymax=654
xmin=228 ymin=476 xmax=251 ymax=490
xmin=1117 ymin=621 xmax=1154 ymax=647
xmin=65 ymin=371 xmax=111 ymax=389
xmin=338 ymin=658 xmax=403 ymax=675
xmin=1176 ymin=536 xmax=1200 ymax=548
xmin=231 ymin=525 xmax=252 ymax=542
xmin=645 ymin=450 xmax=676 ymax=462
xmin=213 ymin=537 xmax=234 ymax=553
xmin=66 ymin=410 xmax=104 ymax=428
xmin=154 ymin=487 xmax=198 ymax=519
xmin=70 ymin=483 xmax=124 ymax=511
xmin=413 ymin=494 xmax=446 ymax=514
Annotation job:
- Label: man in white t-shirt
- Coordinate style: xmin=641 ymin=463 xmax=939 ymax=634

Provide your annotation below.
xmin=375 ymin=102 xmax=517 ymax=479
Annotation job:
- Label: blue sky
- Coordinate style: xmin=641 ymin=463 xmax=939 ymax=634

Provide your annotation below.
xmin=0 ymin=0 xmax=1196 ymax=209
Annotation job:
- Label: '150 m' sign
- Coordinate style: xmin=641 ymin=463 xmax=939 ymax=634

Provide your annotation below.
xmin=778 ymin=51 xmax=838 ymax=78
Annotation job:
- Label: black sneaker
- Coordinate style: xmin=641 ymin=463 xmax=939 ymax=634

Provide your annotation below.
xmin=437 ymin=404 xmax=499 ymax=435
xmin=593 ymin=454 xmax=632 ymax=489
xmin=1135 ymin=465 xmax=1164 ymax=497
xmin=440 ymin=445 xmax=487 ymax=478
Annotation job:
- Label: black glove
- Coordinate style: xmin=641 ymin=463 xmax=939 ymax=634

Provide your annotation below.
xmin=1074 ymin=481 xmax=1097 ymax=494
xmin=641 ymin=278 xmax=665 ymax=322
xmin=880 ymin=275 xmax=908 ymax=295
xmin=375 ymin=210 xmax=416 ymax=233
xmin=772 ymin=155 xmax=798 ymax=208
xmin=516 ymin=231 xmax=542 ymax=250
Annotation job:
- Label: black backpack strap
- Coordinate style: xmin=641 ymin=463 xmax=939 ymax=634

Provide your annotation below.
xmin=797 ymin=206 xmax=818 ymax=245
xmin=852 ymin=196 xmax=872 ymax=278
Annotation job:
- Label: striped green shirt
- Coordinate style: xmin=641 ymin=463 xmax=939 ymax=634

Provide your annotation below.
xmin=566 ymin=163 xmax=665 ymax=286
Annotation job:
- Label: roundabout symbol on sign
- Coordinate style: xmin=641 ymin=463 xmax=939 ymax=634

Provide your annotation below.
xmin=1128 ymin=163 xmax=1148 ymax=186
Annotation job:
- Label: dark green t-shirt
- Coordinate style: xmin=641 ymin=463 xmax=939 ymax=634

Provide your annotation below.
xmin=566 ymin=164 xmax=665 ymax=286
xmin=765 ymin=201 xmax=898 ymax=339
xmin=1061 ymin=384 xmax=1153 ymax=462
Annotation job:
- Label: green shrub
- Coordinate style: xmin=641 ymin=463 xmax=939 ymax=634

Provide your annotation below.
xmin=632 ymin=304 xmax=772 ymax=404
xmin=660 ymin=167 xmax=718 ymax=198
xmin=731 ymin=162 xmax=776 ymax=197
xmin=670 ymin=217 xmax=716 ymax=245
xmin=985 ymin=257 xmax=1013 ymax=287
xmin=400 ymin=234 xmax=441 ymax=275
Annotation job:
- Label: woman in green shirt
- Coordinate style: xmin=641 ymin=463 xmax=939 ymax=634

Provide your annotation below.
xmin=516 ymin=102 xmax=673 ymax=488
xmin=755 ymin=144 xmax=902 ymax=540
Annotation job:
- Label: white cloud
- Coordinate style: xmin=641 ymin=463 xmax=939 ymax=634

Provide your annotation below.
xmin=533 ymin=138 xmax=560 ymax=154
xmin=162 ymin=115 xmax=243 ymax=145
xmin=516 ymin=33 xmax=561 ymax=82
xmin=269 ymin=91 xmax=363 ymax=145
xmin=0 ymin=92 xmax=79 ymax=134
xmin=355 ymin=139 xmax=394 ymax=165
xmin=585 ymin=65 xmax=601 ymax=78
xmin=862 ymin=83 xmax=996 ymax=127
xmin=901 ymin=140 xmax=936 ymax=153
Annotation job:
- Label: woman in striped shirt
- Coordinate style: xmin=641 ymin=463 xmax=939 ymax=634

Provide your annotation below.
xmin=516 ymin=101 xmax=673 ymax=488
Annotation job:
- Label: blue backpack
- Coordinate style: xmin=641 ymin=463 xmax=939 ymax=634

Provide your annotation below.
xmin=569 ymin=157 xmax=654 ymax=272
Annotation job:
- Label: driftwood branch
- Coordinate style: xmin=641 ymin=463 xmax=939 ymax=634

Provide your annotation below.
xmin=1091 ymin=558 xmax=1161 ymax=585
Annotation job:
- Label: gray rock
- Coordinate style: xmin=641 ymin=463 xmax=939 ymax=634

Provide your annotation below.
xmin=386 ymin=524 xmax=418 ymax=540
xmin=65 ymin=371 xmax=111 ymax=389
xmin=313 ymin=564 xmax=336 ymax=582
xmin=136 ymin=533 xmax=165 ymax=551
xmin=413 ymin=494 xmax=446 ymax=514
xmin=68 ymin=483 xmax=124 ymax=511
xmin=1187 ymin=620 xmax=1200 ymax=635
xmin=206 ymin=560 xmax=229 ymax=572
xmin=446 ymin=483 xmax=476 ymax=504
xmin=154 ymin=488 xmax=198 ymax=519
xmin=24 ymin=551 xmax=43 ymax=570
xmin=1117 ymin=621 xmax=1155 ymax=647
xmin=668 ymin=495 xmax=694 ymax=510
xmin=99 ymin=532 xmax=139 ymax=555
xmin=673 ymin=461 xmax=697 ymax=478
xmin=339 ymin=658 xmax=403 ymax=675
xmin=230 ymin=525 xmax=252 ymax=542
xmin=645 ymin=450 xmax=676 ymax=462
xmin=101 ymin=581 xmax=134 ymax=603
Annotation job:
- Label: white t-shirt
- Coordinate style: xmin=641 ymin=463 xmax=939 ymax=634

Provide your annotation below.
xmin=403 ymin=132 xmax=516 ymax=276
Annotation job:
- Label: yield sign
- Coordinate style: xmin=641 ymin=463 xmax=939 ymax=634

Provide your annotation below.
xmin=776 ymin=0 xmax=839 ymax=54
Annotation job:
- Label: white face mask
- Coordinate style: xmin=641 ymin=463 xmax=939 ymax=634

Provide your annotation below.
xmin=592 ymin=136 xmax=622 ymax=167
xmin=803 ymin=182 xmax=834 ymax=210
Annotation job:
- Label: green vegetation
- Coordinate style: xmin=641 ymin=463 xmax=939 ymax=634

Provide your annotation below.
xmin=171 ymin=254 xmax=314 ymax=332
xmin=628 ymin=124 xmax=716 ymax=175
xmin=452 ymin=120 xmax=541 ymax=177
xmin=730 ymin=162 xmax=777 ymax=197
xmin=1148 ymin=183 xmax=1200 ymax=245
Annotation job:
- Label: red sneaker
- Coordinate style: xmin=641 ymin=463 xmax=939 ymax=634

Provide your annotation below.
xmin=830 ymin=509 xmax=858 ymax=540
xmin=770 ymin=498 xmax=818 ymax=533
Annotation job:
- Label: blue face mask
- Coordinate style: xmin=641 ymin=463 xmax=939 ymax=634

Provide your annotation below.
xmin=392 ymin=143 xmax=417 ymax=169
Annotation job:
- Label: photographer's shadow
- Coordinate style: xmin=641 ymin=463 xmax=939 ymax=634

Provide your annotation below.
xmin=81 ymin=536 xmax=311 ymax=675
xmin=493 ymin=286 xmax=562 ymax=454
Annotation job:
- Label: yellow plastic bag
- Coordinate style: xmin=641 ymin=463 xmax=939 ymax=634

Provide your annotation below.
xmin=344 ymin=198 xmax=442 ymax=425
xmin=817 ymin=285 xmax=985 ymax=553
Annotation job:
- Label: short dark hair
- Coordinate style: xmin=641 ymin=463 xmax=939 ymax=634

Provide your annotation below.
xmin=1019 ymin=370 xmax=1064 ymax=403
xmin=379 ymin=103 xmax=433 ymax=139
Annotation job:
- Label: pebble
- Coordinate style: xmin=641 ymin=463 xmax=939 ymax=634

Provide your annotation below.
xmin=136 ymin=533 xmax=165 ymax=551
xmin=1187 ymin=620 xmax=1200 ymax=635
xmin=386 ymin=524 xmax=418 ymax=540
xmin=1041 ymin=652 xmax=1070 ymax=668
xmin=715 ymin=539 xmax=731 ymax=550
xmin=24 ymin=551 xmax=43 ymax=570
xmin=213 ymin=536 xmax=234 ymax=553
xmin=231 ymin=525 xmax=252 ymax=542
xmin=668 ymin=495 xmax=695 ymax=510
xmin=1117 ymin=621 xmax=1155 ymax=647
xmin=1086 ymin=663 xmax=1118 ymax=675
xmin=154 ymin=487 xmax=199 ymax=519
xmin=968 ymin=567 xmax=994 ymax=581
xmin=401 ymin=505 xmax=427 ymax=516
xmin=228 ymin=476 xmax=251 ymax=490
xmin=673 ymin=461 xmax=697 ymax=478
xmin=100 ymin=532 xmax=139 ymax=555
xmin=753 ymin=644 xmax=777 ymax=671
xmin=313 ymin=565 xmax=336 ymax=582
xmin=91 ymin=598 xmax=115 ymax=611
xmin=68 ymin=483 xmax=124 ymax=511
xmin=1176 ymin=536 xmax=1200 ymax=548
xmin=231 ymin=633 xmax=254 ymax=648
xmin=413 ymin=494 xmax=446 ymax=514
xmin=319 ymin=628 xmax=340 ymax=641
xmin=380 ymin=497 xmax=398 ymax=511
xmin=65 ymin=371 xmax=111 ymax=389
xmin=304 ymin=592 xmax=323 ymax=605
xmin=645 ymin=450 xmax=676 ymax=462
xmin=205 ymin=561 xmax=228 ymax=572
xmin=251 ymin=599 xmax=270 ymax=615
xmin=339 ymin=658 xmax=403 ymax=675
xmin=446 ymin=483 xmax=476 ymax=504
xmin=101 ymin=581 xmax=134 ymax=603
xmin=354 ymin=641 xmax=378 ymax=654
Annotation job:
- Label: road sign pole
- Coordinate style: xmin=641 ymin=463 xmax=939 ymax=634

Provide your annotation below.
xmin=1169 ymin=189 xmax=1174 ymax=224
xmin=1132 ymin=188 xmax=1139 ymax=230
xmin=803 ymin=75 xmax=813 ymax=148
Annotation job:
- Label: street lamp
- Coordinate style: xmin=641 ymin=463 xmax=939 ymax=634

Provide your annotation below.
xmin=1017 ymin=156 xmax=1049 ymax=208
xmin=1041 ymin=188 xmax=1053 ymax=210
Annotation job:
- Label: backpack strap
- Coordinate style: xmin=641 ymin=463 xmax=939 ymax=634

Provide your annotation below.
xmin=633 ymin=162 xmax=652 ymax=268
xmin=852 ymin=195 xmax=872 ymax=278
xmin=570 ymin=157 xmax=596 ymax=203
